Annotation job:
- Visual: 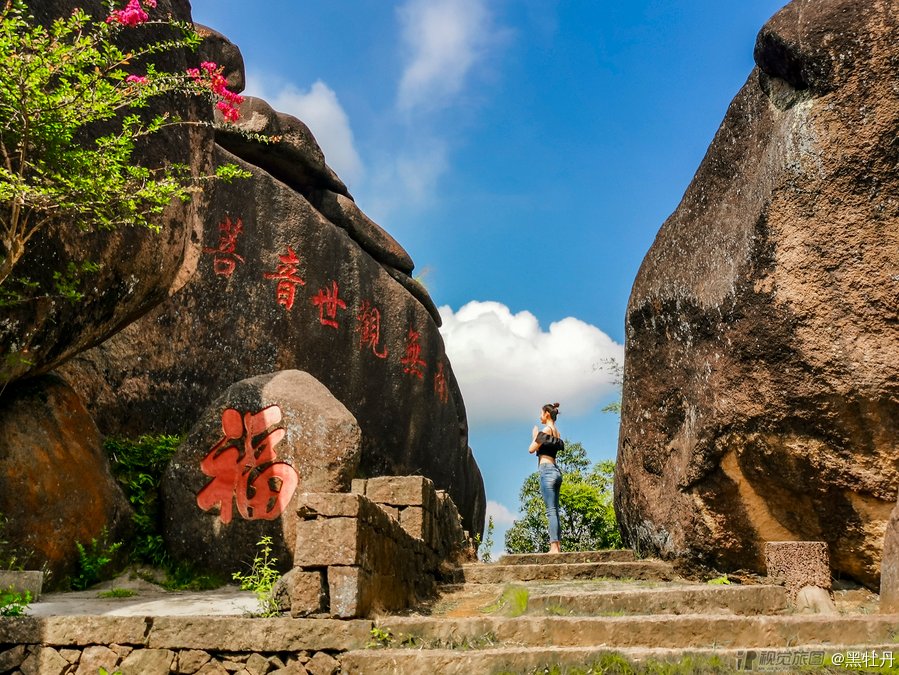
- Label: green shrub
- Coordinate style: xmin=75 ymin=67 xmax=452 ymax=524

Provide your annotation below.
xmin=232 ymin=536 xmax=282 ymax=617
xmin=104 ymin=434 xmax=181 ymax=568
xmin=0 ymin=588 xmax=30 ymax=616
xmin=72 ymin=529 xmax=123 ymax=590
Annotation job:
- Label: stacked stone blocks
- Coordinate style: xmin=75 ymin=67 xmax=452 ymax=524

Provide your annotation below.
xmin=765 ymin=541 xmax=831 ymax=602
xmin=285 ymin=476 xmax=473 ymax=619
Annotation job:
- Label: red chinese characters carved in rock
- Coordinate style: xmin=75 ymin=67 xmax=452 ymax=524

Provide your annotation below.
xmin=264 ymin=246 xmax=306 ymax=311
xmin=202 ymin=216 xmax=245 ymax=277
xmin=356 ymin=300 xmax=388 ymax=358
xmin=311 ymin=280 xmax=347 ymax=328
xmin=400 ymin=327 xmax=426 ymax=379
xmin=196 ymin=406 xmax=300 ymax=524
xmin=434 ymin=360 xmax=449 ymax=403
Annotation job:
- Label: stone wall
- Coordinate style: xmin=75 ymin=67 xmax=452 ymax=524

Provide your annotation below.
xmin=282 ymin=476 xmax=474 ymax=619
xmin=0 ymin=616 xmax=369 ymax=675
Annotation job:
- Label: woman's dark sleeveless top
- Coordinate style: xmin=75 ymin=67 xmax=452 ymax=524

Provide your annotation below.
xmin=536 ymin=432 xmax=564 ymax=460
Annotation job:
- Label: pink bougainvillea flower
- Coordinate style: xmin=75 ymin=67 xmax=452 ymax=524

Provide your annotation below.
xmin=125 ymin=74 xmax=149 ymax=84
xmin=216 ymin=100 xmax=240 ymax=123
xmin=106 ymin=0 xmax=150 ymax=26
xmin=188 ymin=61 xmax=245 ymax=122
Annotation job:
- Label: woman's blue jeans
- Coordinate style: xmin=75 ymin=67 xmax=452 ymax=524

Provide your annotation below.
xmin=538 ymin=462 xmax=563 ymax=544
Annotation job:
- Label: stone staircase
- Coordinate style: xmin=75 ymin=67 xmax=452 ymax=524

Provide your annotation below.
xmin=340 ymin=550 xmax=896 ymax=674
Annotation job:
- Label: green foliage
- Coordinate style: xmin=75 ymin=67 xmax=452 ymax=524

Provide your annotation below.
xmin=104 ymin=434 xmax=224 ymax=590
xmin=505 ymin=442 xmax=622 ymax=554
xmin=706 ymin=575 xmax=731 ymax=585
xmin=0 ymin=587 xmax=30 ymax=616
xmin=367 ymin=626 xmax=395 ymax=649
xmin=479 ymin=516 xmax=495 ymax=563
xmin=98 ymin=668 xmax=123 ymax=675
xmin=98 ymin=587 xmax=137 ymax=598
xmin=145 ymin=562 xmax=225 ymax=592
xmin=104 ymin=433 xmax=180 ymax=568
xmin=496 ymin=653 xmax=733 ymax=674
xmin=72 ymin=529 xmax=123 ymax=590
xmin=481 ymin=585 xmax=529 ymax=617
xmin=0 ymin=0 xmax=249 ymax=302
xmin=232 ymin=536 xmax=282 ymax=617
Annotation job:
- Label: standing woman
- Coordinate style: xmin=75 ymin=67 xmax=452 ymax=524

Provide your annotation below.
xmin=529 ymin=402 xmax=564 ymax=554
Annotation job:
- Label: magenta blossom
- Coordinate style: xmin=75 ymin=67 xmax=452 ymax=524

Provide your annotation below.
xmin=188 ymin=61 xmax=245 ymax=123
xmin=106 ymin=0 xmax=150 ymax=27
xmin=126 ymin=74 xmax=149 ymax=85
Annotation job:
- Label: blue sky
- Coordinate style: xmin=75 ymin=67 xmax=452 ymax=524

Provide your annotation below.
xmin=190 ymin=0 xmax=788 ymax=552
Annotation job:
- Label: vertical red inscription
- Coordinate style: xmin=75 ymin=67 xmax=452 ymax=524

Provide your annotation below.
xmin=311 ymin=280 xmax=347 ymax=328
xmin=434 ymin=360 xmax=449 ymax=403
xmin=263 ymin=246 xmax=306 ymax=311
xmin=203 ymin=216 xmax=244 ymax=277
xmin=356 ymin=300 xmax=388 ymax=358
xmin=400 ymin=327 xmax=426 ymax=379
xmin=196 ymin=406 xmax=300 ymax=524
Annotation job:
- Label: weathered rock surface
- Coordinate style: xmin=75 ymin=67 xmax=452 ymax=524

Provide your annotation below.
xmin=0 ymin=375 xmax=131 ymax=586
xmin=162 ymin=370 xmax=361 ymax=575
xmin=215 ymin=97 xmax=348 ymax=198
xmin=64 ymin=144 xmax=485 ymax=535
xmin=881 ymin=491 xmax=899 ymax=613
xmin=195 ymin=24 xmax=245 ymax=93
xmin=0 ymin=0 xmax=213 ymax=385
xmin=616 ymin=0 xmax=899 ymax=588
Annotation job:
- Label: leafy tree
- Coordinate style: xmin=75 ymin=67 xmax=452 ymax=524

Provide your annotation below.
xmin=504 ymin=441 xmax=622 ymax=554
xmin=0 ymin=0 xmax=248 ymax=302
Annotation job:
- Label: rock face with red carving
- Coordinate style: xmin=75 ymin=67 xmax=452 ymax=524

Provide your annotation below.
xmin=0 ymin=0 xmax=214 ymax=386
xmin=0 ymin=375 xmax=132 ymax=586
xmin=161 ymin=370 xmax=361 ymax=575
xmin=66 ymin=141 xmax=484 ymax=535
xmin=615 ymin=0 xmax=899 ymax=589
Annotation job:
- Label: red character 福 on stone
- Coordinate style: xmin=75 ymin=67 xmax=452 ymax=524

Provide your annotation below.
xmin=356 ymin=300 xmax=388 ymax=358
xmin=311 ymin=280 xmax=347 ymax=329
xmin=264 ymin=246 xmax=306 ymax=310
xmin=202 ymin=216 xmax=245 ymax=277
xmin=196 ymin=406 xmax=300 ymax=524
xmin=434 ymin=360 xmax=449 ymax=403
xmin=400 ymin=327 xmax=426 ymax=379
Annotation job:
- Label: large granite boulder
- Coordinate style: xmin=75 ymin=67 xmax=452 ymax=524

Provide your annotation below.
xmin=63 ymin=143 xmax=485 ymax=535
xmin=616 ymin=0 xmax=899 ymax=588
xmin=0 ymin=0 xmax=213 ymax=386
xmin=0 ymin=375 xmax=132 ymax=586
xmin=162 ymin=370 xmax=361 ymax=574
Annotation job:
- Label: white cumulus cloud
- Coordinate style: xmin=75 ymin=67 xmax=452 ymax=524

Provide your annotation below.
xmin=439 ymin=301 xmax=623 ymax=425
xmin=261 ymin=80 xmax=365 ymax=188
xmin=486 ymin=500 xmax=517 ymax=526
xmin=397 ymin=0 xmax=496 ymax=111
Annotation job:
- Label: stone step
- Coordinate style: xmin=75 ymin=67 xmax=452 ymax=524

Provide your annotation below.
xmin=341 ymin=645 xmax=899 ymax=675
xmin=375 ymin=614 xmax=899 ymax=651
xmin=497 ymin=550 xmax=636 ymax=565
xmin=459 ymin=560 xmax=677 ymax=584
xmin=526 ymin=583 xmax=789 ymax=616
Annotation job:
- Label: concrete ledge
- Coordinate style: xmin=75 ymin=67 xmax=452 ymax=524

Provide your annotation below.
xmin=378 ymin=615 xmax=899 ymax=650
xmin=0 ymin=571 xmax=43 ymax=601
xmin=498 ymin=551 xmax=636 ymax=565
xmin=341 ymin=645 xmax=899 ymax=675
xmin=147 ymin=617 xmax=372 ymax=652
xmin=0 ymin=616 xmax=150 ymax=646
xmin=527 ymin=584 xmax=789 ymax=616
xmin=460 ymin=561 xmax=677 ymax=584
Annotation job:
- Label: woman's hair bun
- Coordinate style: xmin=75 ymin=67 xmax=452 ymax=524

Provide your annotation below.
xmin=552 ymin=402 xmax=560 ymax=409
